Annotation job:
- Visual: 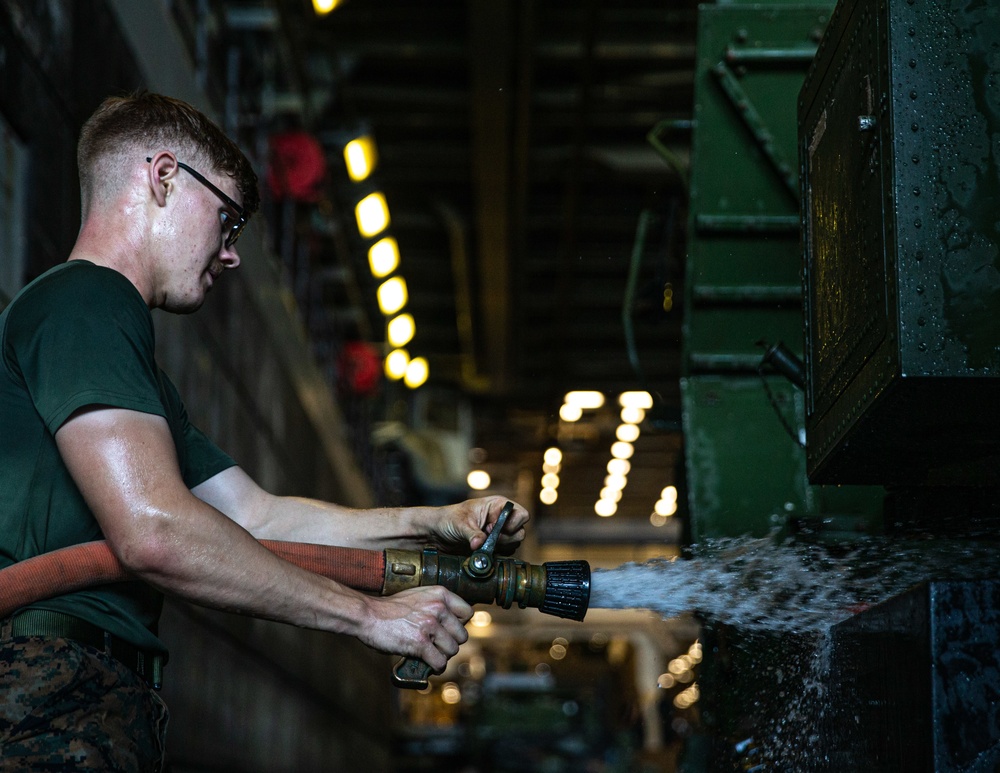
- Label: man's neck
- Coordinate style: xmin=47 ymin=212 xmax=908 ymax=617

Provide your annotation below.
xmin=69 ymin=224 xmax=155 ymax=308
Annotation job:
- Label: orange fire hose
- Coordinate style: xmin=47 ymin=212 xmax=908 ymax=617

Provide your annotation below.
xmin=0 ymin=539 xmax=386 ymax=619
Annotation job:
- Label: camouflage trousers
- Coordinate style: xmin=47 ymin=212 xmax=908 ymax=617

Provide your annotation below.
xmin=0 ymin=633 xmax=168 ymax=772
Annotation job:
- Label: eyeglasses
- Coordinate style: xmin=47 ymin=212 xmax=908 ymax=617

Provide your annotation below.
xmin=146 ymin=156 xmax=247 ymax=248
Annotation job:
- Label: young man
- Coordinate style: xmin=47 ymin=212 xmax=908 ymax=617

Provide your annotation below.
xmin=0 ymin=92 xmax=528 ymax=770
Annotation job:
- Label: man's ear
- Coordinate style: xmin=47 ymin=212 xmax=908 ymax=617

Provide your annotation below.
xmin=145 ymin=152 xmax=179 ymax=207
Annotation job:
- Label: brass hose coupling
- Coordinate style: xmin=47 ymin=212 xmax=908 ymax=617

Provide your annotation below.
xmin=384 ymin=502 xmax=591 ymax=688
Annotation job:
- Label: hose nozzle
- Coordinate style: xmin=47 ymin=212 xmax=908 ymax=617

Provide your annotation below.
xmin=385 ymin=502 xmax=591 ymax=687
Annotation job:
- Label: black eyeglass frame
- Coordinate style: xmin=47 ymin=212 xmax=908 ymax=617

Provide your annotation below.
xmin=145 ymin=156 xmax=247 ymax=248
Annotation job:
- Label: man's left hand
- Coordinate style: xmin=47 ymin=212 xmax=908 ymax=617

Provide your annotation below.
xmin=433 ymin=496 xmax=529 ymax=554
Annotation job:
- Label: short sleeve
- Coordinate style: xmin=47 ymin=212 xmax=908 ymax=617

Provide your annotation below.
xmin=157 ymin=370 xmax=238 ymax=488
xmin=4 ymin=263 xmax=166 ymax=433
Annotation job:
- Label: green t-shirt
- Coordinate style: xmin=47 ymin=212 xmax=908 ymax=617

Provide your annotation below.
xmin=0 ymin=260 xmax=236 ymax=654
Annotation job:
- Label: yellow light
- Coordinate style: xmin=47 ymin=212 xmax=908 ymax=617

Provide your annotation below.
xmin=387 ymin=313 xmax=415 ymax=347
xmin=441 ymin=682 xmax=462 ymax=705
xmin=620 ymin=406 xmax=646 ymax=425
xmin=368 ymin=237 xmax=399 ymax=278
xmin=542 ymin=462 xmax=561 ymax=474
xmin=595 ymin=499 xmax=617 ymax=517
xmin=549 ymin=643 xmax=567 ymax=660
xmin=471 ymin=610 xmax=493 ymax=628
xmin=343 ymin=136 xmax=378 ymax=181
xmin=377 ymin=276 xmax=408 ymax=315
xmin=559 ymin=403 xmax=583 ymax=422
xmin=564 ymin=391 xmax=605 ymax=409
xmin=616 ymin=423 xmax=640 ymax=443
xmin=658 ymin=673 xmax=676 ymax=689
xmin=543 ymin=447 xmax=563 ymax=466
xmin=355 ymin=192 xmax=390 ymax=237
xmin=655 ymin=499 xmax=678 ymax=517
xmin=404 ymin=356 xmax=428 ymax=389
xmin=540 ymin=487 xmax=558 ymax=505
xmin=611 ymin=441 xmax=634 ymax=460
xmin=661 ymin=485 xmax=678 ymax=502
xmin=312 ymin=0 xmax=340 ymax=14
xmin=607 ymin=458 xmax=631 ymax=476
xmin=599 ymin=486 xmax=622 ymax=502
xmin=384 ymin=349 xmax=409 ymax=380
xmin=541 ymin=472 xmax=560 ymax=489
xmin=619 ymin=391 xmax=653 ymax=409
xmin=604 ymin=473 xmax=627 ymax=491
xmin=650 ymin=512 xmax=668 ymax=527
xmin=467 ymin=470 xmax=491 ymax=490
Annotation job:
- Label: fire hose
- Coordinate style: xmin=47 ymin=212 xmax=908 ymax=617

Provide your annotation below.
xmin=0 ymin=502 xmax=590 ymax=689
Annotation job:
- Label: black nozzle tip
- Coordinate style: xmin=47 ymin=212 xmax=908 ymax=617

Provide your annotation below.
xmin=540 ymin=561 xmax=591 ymax=621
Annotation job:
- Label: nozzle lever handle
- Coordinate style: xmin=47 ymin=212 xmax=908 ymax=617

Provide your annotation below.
xmin=479 ymin=500 xmax=513 ymax=557
xmin=392 ymin=656 xmax=434 ymax=689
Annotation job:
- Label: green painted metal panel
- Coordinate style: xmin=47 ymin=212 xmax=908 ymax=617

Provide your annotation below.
xmin=687 ymin=307 xmax=804 ymax=367
xmin=680 ymin=2 xmax=883 ymax=541
xmin=682 ymin=375 xmax=808 ymax=541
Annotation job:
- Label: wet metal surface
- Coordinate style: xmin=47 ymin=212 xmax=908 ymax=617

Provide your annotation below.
xmin=830 ymin=580 xmax=1000 ymax=772
xmin=800 ymin=0 xmax=1000 ymax=484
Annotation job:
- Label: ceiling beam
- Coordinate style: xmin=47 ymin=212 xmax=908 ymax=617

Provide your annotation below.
xmin=470 ymin=0 xmax=514 ymax=393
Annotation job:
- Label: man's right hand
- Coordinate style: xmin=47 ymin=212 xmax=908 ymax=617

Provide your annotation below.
xmin=359 ymin=587 xmax=474 ymax=671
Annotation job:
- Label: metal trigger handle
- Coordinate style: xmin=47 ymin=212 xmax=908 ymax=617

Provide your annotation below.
xmin=466 ymin=501 xmax=514 ymax=579
xmin=479 ymin=500 xmax=513 ymax=556
xmin=392 ymin=656 xmax=435 ymax=689
xmin=391 ymin=501 xmax=516 ymax=688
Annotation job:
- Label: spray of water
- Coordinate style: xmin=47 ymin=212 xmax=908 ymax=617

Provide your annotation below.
xmin=589 ymin=535 xmax=1000 ymax=769
xmin=590 ymin=534 xmax=1000 ymax=631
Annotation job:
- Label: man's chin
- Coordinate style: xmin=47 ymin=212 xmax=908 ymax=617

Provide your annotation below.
xmin=163 ymin=294 xmax=206 ymax=315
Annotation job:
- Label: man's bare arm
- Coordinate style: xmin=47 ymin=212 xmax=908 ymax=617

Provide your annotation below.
xmin=55 ymin=406 xmax=472 ymax=670
xmin=192 ymin=466 xmax=530 ymax=553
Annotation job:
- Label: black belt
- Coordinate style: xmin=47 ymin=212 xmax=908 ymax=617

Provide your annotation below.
xmin=8 ymin=609 xmax=165 ymax=690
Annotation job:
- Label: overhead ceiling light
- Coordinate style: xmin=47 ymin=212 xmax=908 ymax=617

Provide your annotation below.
xmin=355 ymin=192 xmax=390 ymax=237
xmin=471 ymin=610 xmax=492 ymax=628
xmin=655 ymin=498 xmax=678 ymax=517
xmin=543 ymin=447 xmax=563 ymax=466
xmin=559 ymin=403 xmax=583 ymax=422
xmin=616 ymin=423 xmax=640 ymax=443
xmin=599 ymin=486 xmax=622 ymax=503
xmin=312 ymin=0 xmax=341 ymax=14
xmin=607 ymin=458 xmax=630 ymax=476
xmin=377 ymin=276 xmax=408 ymax=315
xmin=541 ymin=472 xmax=560 ymax=489
xmin=610 ymin=441 xmax=634 ymax=460
xmin=595 ymin=499 xmax=617 ymax=517
xmin=619 ymin=391 xmax=653 ymax=409
xmin=387 ymin=313 xmax=415 ymax=347
xmin=384 ymin=349 xmax=409 ymax=380
xmin=564 ymin=391 xmax=605 ymax=409
xmin=604 ymin=473 xmax=627 ymax=491
xmin=344 ymin=135 xmax=378 ymax=181
xmin=620 ymin=406 xmax=646 ymax=425
xmin=404 ymin=356 xmax=428 ymax=389
xmin=467 ymin=470 xmax=491 ymax=490
xmin=540 ymin=487 xmax=558 ymax=505
xmin=368 ymin=237 xmax=399 ymax=278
